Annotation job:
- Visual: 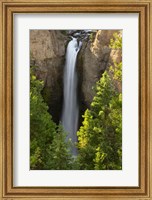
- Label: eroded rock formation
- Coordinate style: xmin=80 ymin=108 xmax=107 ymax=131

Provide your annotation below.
xmin=30 ymin=30 xmax=68 ymax=123
xmin=30 ymin=30 xmax=122 ymax=124
xmin=77 ymin=30 xmax=122 ymax=107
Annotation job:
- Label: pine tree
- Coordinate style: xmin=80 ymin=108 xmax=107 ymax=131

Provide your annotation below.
xmin=77 ymin=32 xmax=122 ymax=170
xmin=44 ymin=124 xmax=76 ymax=170
xmin=30 ymin=67 xmax=75 ymax=170
xmin=30 ymin=67 xmax=56 ymax=169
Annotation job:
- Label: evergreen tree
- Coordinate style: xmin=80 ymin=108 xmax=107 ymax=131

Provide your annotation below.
xmin=30 ymin=67 xmax=56 ymax=169
xmin=77 ymin=32 xmax=122 ymax=170
xmin=45 ymin=124 xmax=76 ymax=170
xmin=30 ymin=67 xmax=74 ymax=170
xmin=77 ymin=71 xmax=122 ymax=169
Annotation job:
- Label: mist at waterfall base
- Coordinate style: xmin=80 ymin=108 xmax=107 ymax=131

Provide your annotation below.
xmin=61 ymin=37 xmax=82 ymax=156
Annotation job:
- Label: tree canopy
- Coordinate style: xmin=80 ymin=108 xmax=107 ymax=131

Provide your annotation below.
xmin=30 ymin=67 xmax=75 ymax=169
xmin=77 ymin=31 xmax=122 ymax=170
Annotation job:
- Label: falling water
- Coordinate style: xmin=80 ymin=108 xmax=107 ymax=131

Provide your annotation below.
xmin=61 ymin=37 xmax=82 ymax=155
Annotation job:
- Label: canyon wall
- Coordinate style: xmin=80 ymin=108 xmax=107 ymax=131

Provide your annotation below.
xmin=30 ymin=30 xmax=68 ymax=123
xmin=77 ymin=30 xmax=122 ymax=115
xmin=30 ymin=30 xmax=122 ymax=123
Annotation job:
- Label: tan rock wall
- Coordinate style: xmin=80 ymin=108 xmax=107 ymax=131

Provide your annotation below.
xmin=30 ymin=30 xmax=67 ymax=123
xmin=30 ymin=30 xmax=122 ymax=123
xmin=78 ymin=30 xmax=122 ymax=108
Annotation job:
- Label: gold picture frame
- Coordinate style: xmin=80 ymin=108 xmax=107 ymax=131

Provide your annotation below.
xmin=0 ymin=0 xmax=152 ymax=199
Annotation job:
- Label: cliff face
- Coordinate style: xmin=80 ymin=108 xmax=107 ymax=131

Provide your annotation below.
xmin=30 ymin=30 xmax=68 ymax=123
xmin=77 ymin=30 xmax=122 ymax=113
xmin=30 ymin=30 xmax=122 ymax=124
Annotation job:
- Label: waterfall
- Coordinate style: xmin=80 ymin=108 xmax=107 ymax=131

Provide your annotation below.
xmin=61 ymin=37 xmax=82 ymax=155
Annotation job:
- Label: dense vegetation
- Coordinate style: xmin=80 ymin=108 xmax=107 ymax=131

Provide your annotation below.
xmin=30 ymin=67 xmax=76 ymax=169
xmin=77 ymin=70 xmax=122 ymax=170
xmin=30 ymin=32 xmax=122 ymax=170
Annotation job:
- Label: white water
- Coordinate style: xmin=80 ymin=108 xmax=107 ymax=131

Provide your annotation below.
xmin=61 ymin=37 xmax=82 ymax=155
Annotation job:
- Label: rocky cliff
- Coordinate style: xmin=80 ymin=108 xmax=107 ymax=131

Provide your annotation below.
xmin=30 ymin=30 xmax=122 ymax=124
xmin=30 ymin=30 xmax=68 ymax=123
xmin=77 ymin=30 xmax=122 ymax=118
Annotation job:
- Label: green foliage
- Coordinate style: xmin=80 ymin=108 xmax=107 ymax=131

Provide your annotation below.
xmin=77 ymin=31 xmax=122 ymax=169
xmin=30 ymin=67 xmax=74 ymax=170
xmin=42 ymin=86 xmax=52 ymax=106
xmin=77 ymin=32 xmax=122 ymax=170
xmin=45 ymin=124 xmax=75 ymax=170
xmin=109 ymin=32 xmax=122 ymax=49
xmin=109 ymin=62 xmax=122 ymax=82
xmin=89 ymin=32 xmax=96 ymax=42
xmin=77 ymin=70 xmax=122 ymax=170
xmin=30 ymin=67 xmax=55 ymax=169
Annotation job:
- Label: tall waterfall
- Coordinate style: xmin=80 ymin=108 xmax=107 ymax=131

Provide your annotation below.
xmin=61 ymin=37 xmax=82 ymax=155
